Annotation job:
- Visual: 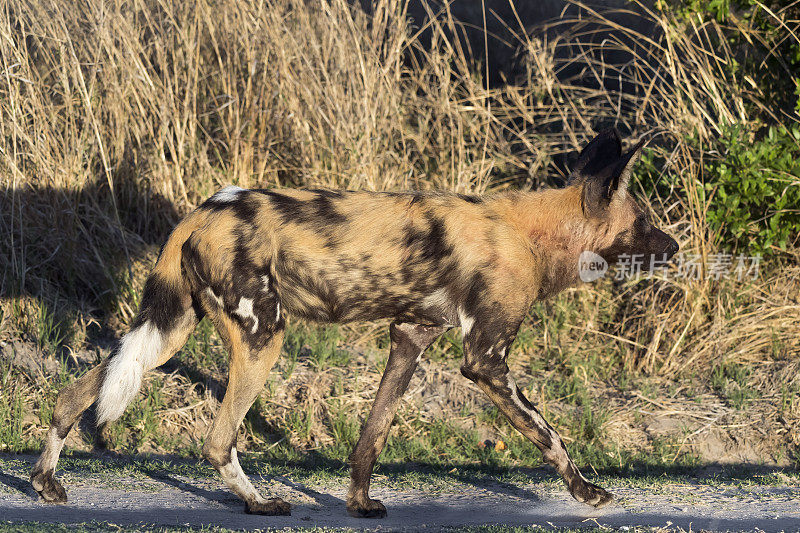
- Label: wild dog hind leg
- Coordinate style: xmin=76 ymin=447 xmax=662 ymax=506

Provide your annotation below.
xmin=202 ymin=327 xmax=289 ymax=515
xmin=460 ymin=319 xmax=613 ymax=508
xmin=30 ymin=308 xmax=198 ymax=503
xmin=31 ymin=202 xmax=212 ymax=504
xmin=198 ymin=285 xmax=290 ymax=516
xmin=347 ymin=323 xmax=446 ymax=518
xmin=30 ymin=361 xmax=107 ymax=503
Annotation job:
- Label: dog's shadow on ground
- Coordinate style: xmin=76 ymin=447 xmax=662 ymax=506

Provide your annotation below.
xmin=0 ymin=469 xmax=38 ymax=498
xmin=0 ymin=451 xmax=240 ymax=510
xmin=1 ymin=177 xmax=233 ymax=406
xmin=3 ymin=448 xmax=797 ymax=506
xmin=135 ymin=462 xmax=242 ymax=508
xmin=2 ymin=451 xmax=799 ymax=533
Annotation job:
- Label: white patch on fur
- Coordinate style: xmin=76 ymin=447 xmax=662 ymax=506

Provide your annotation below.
xmin=233 ymin=297 xmax=258 ymax=334
xmin=96 ymin=321 xmax=163 ymax=424
xmin=275 ymin=302 xmax=281 ymax=322
xmin=415 ymin=349 xmax=426 ymax=364
xmin=506 ymin=374 xmax=585 ymax=479
xmin=507 ymin=375 xmax=551 ymax=430
xmin=458 ymin=308 xmax=475 ymax=337
xmin=206 ymin=287 xmax=224 ymax=307
xmin=211 ymin=185 xmax=245 ymax=203
xmin=37 ymin=428 xmax=65 ymax=476
xmin=218 ymin=447 xmax=266 ymax=503
xmin=261 ymin=275 xmax=270 ymax=292
xmin=423 ymin=288 xmax=450 ymax=310
xmin=31 ymin=427 xmax=67 ymax=492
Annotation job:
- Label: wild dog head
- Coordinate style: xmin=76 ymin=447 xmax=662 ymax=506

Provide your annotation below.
xmin=569 ymin=129 xmax=679 ymax=276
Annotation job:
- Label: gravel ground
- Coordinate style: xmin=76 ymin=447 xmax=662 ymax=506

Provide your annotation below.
xmin=0 ymin=456 xmax=799 ymax=531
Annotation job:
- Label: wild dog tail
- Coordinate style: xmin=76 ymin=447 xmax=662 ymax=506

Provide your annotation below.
xmin=95 ymin=208 xmax=208 ymax=425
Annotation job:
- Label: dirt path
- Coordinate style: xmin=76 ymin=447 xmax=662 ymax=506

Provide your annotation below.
xmin=1 ymin=456 xmax=799 ymax=531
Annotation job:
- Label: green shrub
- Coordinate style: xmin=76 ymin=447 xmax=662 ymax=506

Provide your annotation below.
xmin=636 ymin=2 xmax=800 ymax=257
xmin=639 ymin=123 xmax=800 ymax=258
xmin=704 ymin=124 xmax=800 ymax=256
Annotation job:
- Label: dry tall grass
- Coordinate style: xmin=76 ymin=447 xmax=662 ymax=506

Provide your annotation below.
xmin=0 ymin=0 xmax=798 ymax=462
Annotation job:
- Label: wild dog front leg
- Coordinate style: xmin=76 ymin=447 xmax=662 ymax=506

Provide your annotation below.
xmin=347 ymin=323 xmax=446 ymax=518
xmin=460 ymin=329 xmax=613 ymax=508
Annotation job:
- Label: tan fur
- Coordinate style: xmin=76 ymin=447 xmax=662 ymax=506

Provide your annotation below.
xmin=31 ymin=132 xmax=678 ymax=517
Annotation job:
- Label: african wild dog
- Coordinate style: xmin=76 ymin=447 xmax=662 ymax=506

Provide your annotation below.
xmin=31 ymin=128 xmax=678 ymax=518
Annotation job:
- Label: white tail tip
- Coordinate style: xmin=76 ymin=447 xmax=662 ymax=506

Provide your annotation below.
xmin=96 ymin=321 xmax=163 ymax=425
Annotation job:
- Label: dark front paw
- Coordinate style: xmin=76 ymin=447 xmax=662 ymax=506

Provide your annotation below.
xmin=571 ymin=480 xmax=613 ymax=508
xmin=347 ymin=497 xmax=387 ymax=518
xmin=245 ymin=497 xmax=291 ymax=516
xmin=30 ymin=469 xmax=67 ymax=504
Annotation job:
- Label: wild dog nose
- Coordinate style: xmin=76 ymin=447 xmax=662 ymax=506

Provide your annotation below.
xmin=665 ymin=238 xmax=679 ymax=259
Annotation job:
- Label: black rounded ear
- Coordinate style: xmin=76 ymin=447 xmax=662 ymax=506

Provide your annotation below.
xmin=581 ymin=138 xmax=646 ymax=216
xmin=568 ymin=128 xmax=622 ymax=183
xmin=606 ymin=139 xmax=645 ymax=199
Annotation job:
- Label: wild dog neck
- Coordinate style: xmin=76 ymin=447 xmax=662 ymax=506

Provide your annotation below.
xmin=502 ymin=187 xmax=617 ymax=297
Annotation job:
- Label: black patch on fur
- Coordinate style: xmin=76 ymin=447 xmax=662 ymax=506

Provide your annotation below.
xmin=256 ymin=191 xmax=347 ymax=246
xmin=597 ymin=215 xmax=678 ymax=266
xmin=422 ymin=215 xmax=450 ymax=261
xmin=462 ymin=271 xmax=488 ymax=314
xmin=219 ymin=229 xmax=285 ymax=350
xmin=260 ymin=191 xmax=303 ymax=222
xmin=457 ymin=193 xmax=483 ymax=204
xmin=132 ymin=274 xmax=185 ymax=332
xmin=181 ymin=239 xmax=212 ymax=293
xmin=53 ymin=420 xmax=74 ymax=440
xmin=596 ymin=230 xmax=631 ymax=264
xmin=231 ymin=232 xmax=259 ymax=293
xmin=274 ymin=249 xmax=340 ymax=321
xmin=395 ymin=211 xmax=458 ymax=301
xmin=402 ymin=212 xmax=453 ymax=265
xmin=198 ymin=191 xmax=257 ymax=223
xmin=231 ymin=195 xmax=258 ymax=223
xmin=460 ymin=331 xmax=512 ymax=383
xmin=308 ymin=188 xmax=344 ymax=199
xmin=311 ymin=195 xmax=347 ymax=225
xmin=515 ymin=387 xmax=537 ymax=412
xmin=569 ymin=128 xmax=622 ymax=182
xmin=459 ymin=364 xmax=482 ymax=382
xmin=199 ymin=199 xmax=229 ymax=212
xmin=190 ymin=291 xmax=206 ymax=322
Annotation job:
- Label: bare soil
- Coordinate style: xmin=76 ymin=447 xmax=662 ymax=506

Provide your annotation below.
xmin=1 ymin=455 xmax=799 ymax=531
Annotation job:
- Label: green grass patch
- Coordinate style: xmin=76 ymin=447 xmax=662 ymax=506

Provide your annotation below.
xmin=711 ymin=360 xmax=757 ymax=410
